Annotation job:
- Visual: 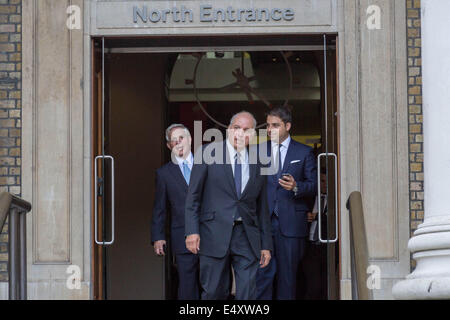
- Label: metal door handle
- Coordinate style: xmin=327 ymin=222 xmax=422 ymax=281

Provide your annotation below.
xmin=94 ymin=155 xmax=115 ymax=245
xmin=317 ymin=153 xmax=338 ymax=244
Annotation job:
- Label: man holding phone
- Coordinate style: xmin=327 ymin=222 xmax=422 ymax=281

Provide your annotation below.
xmin=256 ymin=106 xmax=317 ymax=300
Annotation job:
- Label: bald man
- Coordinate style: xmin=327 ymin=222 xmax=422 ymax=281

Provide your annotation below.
xmin=185 ymin=111 xmax=273 ymax=300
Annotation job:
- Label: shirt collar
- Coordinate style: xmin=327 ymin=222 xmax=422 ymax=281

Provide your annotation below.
xmin=175 ymin=152 xmax=193 ymax=166
xmin=273 ymin=135 xmax=291 ymax=150
xmin=226 ymin=139 xmax=247 ymax=162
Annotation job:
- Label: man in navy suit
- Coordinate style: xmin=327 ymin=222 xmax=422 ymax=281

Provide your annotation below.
xmin=256 ymin=106 xmax=317 ymax=300
xmin=185 ymin=111 xmax=273 ymax=300
xmin=151 ymin=124 xmax=200 ymax=300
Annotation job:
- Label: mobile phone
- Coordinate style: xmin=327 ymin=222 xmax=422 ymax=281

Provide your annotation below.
xmin=281 ymin=173 xmax=291 ymax=179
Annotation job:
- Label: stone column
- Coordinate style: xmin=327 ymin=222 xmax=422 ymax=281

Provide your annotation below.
xmin=393 ymin=0 xmax=450 ymax=299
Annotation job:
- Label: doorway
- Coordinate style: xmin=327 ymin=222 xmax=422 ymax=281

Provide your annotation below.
xmin=91 ymin=35 xmax=339 ymax=300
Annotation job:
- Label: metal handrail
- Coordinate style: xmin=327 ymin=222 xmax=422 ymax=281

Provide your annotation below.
xmin=0 ymin=192 xmax=32 ymax=300
xmin=346 ymin=191 xmax=373 ymax=300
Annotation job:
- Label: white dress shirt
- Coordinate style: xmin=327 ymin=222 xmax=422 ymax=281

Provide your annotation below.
xmin=272 ymin=135 xmax=291 ymax=171
xmin=226 ymin=139 xmax=250 ymax=194
xmin=175 ymin=152 xmax=193 ymax=175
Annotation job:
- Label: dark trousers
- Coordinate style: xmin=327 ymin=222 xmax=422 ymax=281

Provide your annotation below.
xmin=256 ymin=215 xmax=305 ymax=300
xmin=175 ymin=253 xmax=200 ymax=300
xmin=300 ymin=241 xmax=327 ymax=300
xmin=199 ymin=224 xmax=259 ymax=300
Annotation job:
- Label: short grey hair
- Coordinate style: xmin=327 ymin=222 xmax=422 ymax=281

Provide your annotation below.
xmin=229 ymin=111 xmax=257 ymax=128
xmin=165 ymin=124 xmax=191 ymax=142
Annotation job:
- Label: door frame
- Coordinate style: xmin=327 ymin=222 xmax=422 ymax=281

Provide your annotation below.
xmin=90 ymin=35 xmax=342 ymax=300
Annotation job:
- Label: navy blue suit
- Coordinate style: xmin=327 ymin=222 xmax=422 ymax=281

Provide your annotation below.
xmin=256 ymin=138 xmax=317 ymax=300
xmin=185 ymin=142 xmax=273 ymax=300
xmin=151 ymin=161 xmax=200 ymax=300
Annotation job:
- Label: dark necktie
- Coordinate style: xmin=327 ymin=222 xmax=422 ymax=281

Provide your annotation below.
xmin=273 ymin=145 xmax=282 ymax=216
xmin=234 ymin=153 xmax=242 ymax=221
xmin=234 ymin=153 xmax=242 ymax=198
xmin=277 ymin=144 xmax=283 ymax=179
xmin=182 ymin=161 xmax=191 ymax=185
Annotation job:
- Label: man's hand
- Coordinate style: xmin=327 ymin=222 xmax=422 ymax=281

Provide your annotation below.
xmin=153 ymin=240 xmax=166 ymax=256
xmin=307 ymin=212 xmax=317 ymax=223
xmin=260 ymin=250 xmax=271 ymax=268
xmin=278 ymin=174 xmax=297 ymax=191
xmin=186 ymin=234 xmax=200 ymax=254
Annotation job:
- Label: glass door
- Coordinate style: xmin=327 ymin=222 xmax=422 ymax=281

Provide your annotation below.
xmin=92 ymin=37 xmax=115 ymax=300
xmin=317 ymin=34 xmax=340 ymax=300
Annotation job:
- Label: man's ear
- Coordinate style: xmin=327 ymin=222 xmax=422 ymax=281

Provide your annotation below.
xmin=286 ymin=122 xmax=292 ymax=132
xmin=166 ymin=142 xmax=172 ymax=151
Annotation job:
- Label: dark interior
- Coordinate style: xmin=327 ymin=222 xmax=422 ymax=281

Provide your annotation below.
xmin=94 ymin=34 xmax=339 ymax=300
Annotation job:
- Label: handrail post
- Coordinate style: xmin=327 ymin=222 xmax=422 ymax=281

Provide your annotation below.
xmin=1 ymin=192 xmax=30 ymax=300
xmin=347 ymin=192 xmax=373 ymax=300
xmin=8 ymin=207 xmax=20 ymax=300
xmin=19 ymin=211 xmax=27 ymax=300
xmin=349 ymin=215 xmax=358 ymax=299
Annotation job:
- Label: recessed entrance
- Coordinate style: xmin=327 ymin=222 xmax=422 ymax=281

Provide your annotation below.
xmin=92 ymin=35 xmax=339 ymax=300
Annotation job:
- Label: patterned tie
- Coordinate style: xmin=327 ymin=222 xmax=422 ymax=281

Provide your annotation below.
xmin=277 ymin=144 xmax=283 ymax=179
xmin=274 ymin=144 xmax=282 ymax=216
xmin=234 ymin=153 xmax=242 ymax=198
xmin=182 ymin=161 xmax=191 ymax=185
xmin=234 ymin=153 xmax=242 ymax=221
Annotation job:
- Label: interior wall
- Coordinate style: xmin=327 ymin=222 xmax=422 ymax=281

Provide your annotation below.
xmin=106 ymin=53 xmax=167 ymax=299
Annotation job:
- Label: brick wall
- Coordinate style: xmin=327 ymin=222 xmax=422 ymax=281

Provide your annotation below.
xmin=406 ymin=0 xmax=424 ymax=270
xmin=0 ymin=0 xmax=21 ymax=282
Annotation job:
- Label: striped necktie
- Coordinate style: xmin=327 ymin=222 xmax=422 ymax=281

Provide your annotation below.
xmin=234 ymin=153 xmax=242 ymax=198
xmin=277 ymin=144 xmax=283 ymax=179
xmin=182 ymin=160 xmax=191 ymax=185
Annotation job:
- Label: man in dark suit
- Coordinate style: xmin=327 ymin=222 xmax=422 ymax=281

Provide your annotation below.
xmin=151 ymin=124 xmax=200 ymax=300
xmin=256 ymin=106 xmax=317 ymax=300
xmin=185 ymin=111 xmax=273 ymax=300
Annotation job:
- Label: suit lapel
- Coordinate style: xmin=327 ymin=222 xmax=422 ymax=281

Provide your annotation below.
xmin=268 ymin=139 xmax=295 ymax=189
xmin=167 ymin=161 xmax=188 ymax=191
xmin=282 ymin=139 xmax=296 ymax=174
xmin=241 ymin=162 xmax=256 ymax=199
xmin=267 ymin=141 xmax=279 ymax=184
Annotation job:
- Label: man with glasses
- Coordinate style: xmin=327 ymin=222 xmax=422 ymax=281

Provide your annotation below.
xmin=151 ymin=124 xmax=200 ymax=300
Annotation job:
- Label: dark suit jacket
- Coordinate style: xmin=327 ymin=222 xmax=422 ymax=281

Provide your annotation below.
xmin=264 ymin=139 xmax=317 ymax=237
xmin=185 ymin=141 xmax=273 ymax=259
xmin=151 ymin=161 xmax=190 ymax=255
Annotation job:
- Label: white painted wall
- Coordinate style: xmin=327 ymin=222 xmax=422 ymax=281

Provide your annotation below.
xmin=422 ymin=1 xmax=450 ymax=216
